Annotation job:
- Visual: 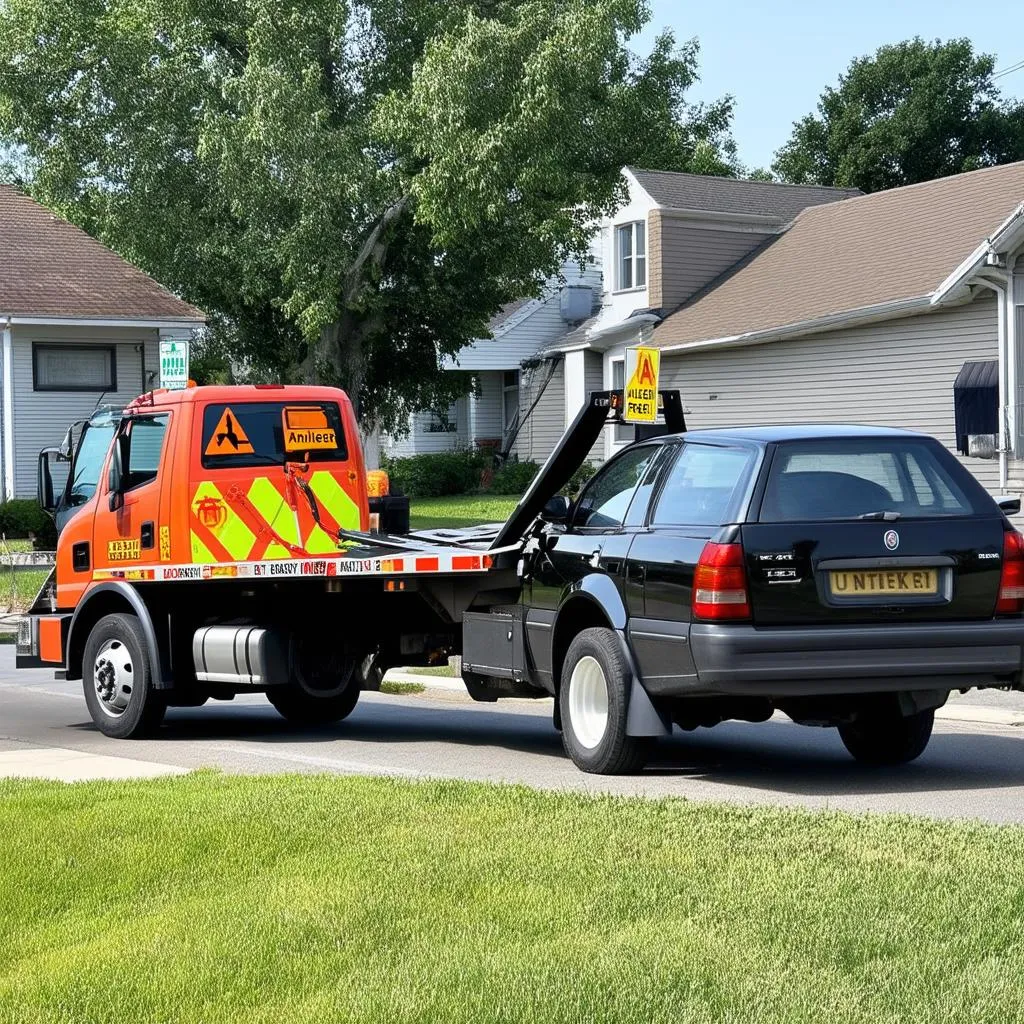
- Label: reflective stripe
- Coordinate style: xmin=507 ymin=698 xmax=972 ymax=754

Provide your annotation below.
xmin=308 ymin=470 xmax=360 ymax=530
xmin=191 ymin=482 xmax=255 ymax=561
xmin=247 ymin=476 xmax=300 ymax=547
xmin=190 ymin=531 xmax=216 ymax=563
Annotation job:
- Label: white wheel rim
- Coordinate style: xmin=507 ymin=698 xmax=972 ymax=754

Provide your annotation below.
xmin=568 ymin=656 xmax=609 ymax=750
xmin=93 ymin=638 xmax=134 ymax=718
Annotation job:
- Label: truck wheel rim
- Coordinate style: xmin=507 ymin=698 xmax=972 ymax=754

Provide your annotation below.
xmin=568 ymin=656 xmax=609 ymax=750
xmin=93 ymin=639 xmax=134 ymax=718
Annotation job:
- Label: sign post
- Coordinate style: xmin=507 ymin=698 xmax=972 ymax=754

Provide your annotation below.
xmin=622 ymin=346 xmax=660 ymax=423
xmin=159 ymin=338 xmax=190 ymax=391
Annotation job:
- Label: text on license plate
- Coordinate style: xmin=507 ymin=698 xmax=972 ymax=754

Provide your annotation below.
xmin=829 ymin=569 xmax=939 ymax=596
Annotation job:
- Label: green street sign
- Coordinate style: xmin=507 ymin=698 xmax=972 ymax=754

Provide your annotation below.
xmin=159 ymin=338 xmax=190 ymax=390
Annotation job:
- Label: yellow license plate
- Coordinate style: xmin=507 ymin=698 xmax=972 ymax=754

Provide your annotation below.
xmin=830 ymin=569 xmax=938 ymax=597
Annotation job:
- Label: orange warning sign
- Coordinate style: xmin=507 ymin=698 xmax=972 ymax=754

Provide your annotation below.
xmin=282 ymin=406 xmax=337 ymax=452
xmin=623 ymin=346 xmax=660 ymax=423
xmin=205 ymin=407 xmax=254 ymax=457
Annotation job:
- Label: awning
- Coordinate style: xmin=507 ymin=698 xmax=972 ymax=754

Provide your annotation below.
xmin=953 ymin=359 xmax=998 ymax=456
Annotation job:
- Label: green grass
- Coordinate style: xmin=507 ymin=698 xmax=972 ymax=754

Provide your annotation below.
xmin=404 ymin=664 xmax=456 ymax=677
xmin=409 ymin=494 xmax=519 ymax=531
xmin=2 ymin=773 xmax=1024 ymax=1023
xmin=0 ymin=568 xmax=49 ymax=612
xmin=379 ymin=680 xmax=427 ymax=695
xmin=0 ymin=538 xmax=36 ymax=553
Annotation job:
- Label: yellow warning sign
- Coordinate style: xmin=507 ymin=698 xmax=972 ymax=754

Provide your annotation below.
xmin=623 ymin=346 xmax=660 ymax=423
xmin=159 ymin=525 xmax=171 ymax=562
xmin=107 ymin=538 xmax=141 ymax=562
xmin=205 ymin=407 xmax=254 ymax=457
xmin=282 ymin=406 xmax=337 ymax=452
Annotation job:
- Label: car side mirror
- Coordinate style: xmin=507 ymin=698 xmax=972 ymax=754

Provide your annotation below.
xmin=108 ymin=435 xmax=126 ymax=512
xmin=37 ymin=448 xmax=59 ymax=515
xmin=998 ymin=495 xmax=1021 ymax=516
xmin=541 ymin=495 xmax=571 ymax=523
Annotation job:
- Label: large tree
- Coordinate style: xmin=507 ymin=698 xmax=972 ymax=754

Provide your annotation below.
xmin=772 ymin=38 xmax=1024 ymax=193
xmin=0 ymin=0 xmax=736 ymax=429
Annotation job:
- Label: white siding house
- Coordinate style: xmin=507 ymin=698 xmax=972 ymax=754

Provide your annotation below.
xmin=0 ymin=185 xmax=205 ymax=500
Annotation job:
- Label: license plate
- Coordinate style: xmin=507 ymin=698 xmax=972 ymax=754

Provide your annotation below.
xmin=830 ymin=568 xmax=939 ymax=597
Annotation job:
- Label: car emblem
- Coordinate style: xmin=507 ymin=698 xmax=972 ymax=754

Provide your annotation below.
xmin=884 ymin=529 xmax=899 ymax=551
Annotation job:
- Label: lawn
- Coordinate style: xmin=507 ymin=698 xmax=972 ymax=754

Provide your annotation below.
xmin=409 ymin=494 xmax=520 ymax=531
xmin=0 ymin=568 xmax=49 ymax=612
xmin=1 ymin=774 xmax=1023 ymax=1023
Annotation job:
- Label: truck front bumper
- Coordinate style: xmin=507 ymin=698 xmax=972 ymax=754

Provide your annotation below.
xmin=687 ymin=619 xmax=1024 ymax=697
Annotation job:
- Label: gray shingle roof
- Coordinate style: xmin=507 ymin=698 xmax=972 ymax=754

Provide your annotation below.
xmin=0 ymin=185 xmax=205 ymax=321
xmin=627 ymin=168 xmax=862 ymax=222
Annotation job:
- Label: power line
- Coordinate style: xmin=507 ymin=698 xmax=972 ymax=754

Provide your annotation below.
xmin=994 ymin=58 xmax=1024 ymax=80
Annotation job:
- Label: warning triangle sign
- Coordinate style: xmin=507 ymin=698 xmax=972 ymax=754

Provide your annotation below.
xmin=205 ymin=407 xmax=255 ymax=457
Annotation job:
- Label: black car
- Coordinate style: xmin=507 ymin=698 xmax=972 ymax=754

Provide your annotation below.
xmin=476 ymin=425 xmax=1024 ymax=774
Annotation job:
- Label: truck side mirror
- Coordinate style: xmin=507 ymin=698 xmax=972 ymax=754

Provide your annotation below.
xmin=37 ymin=448 xmax=59 ymax=515
xmin=541 ymin=495 xmax=571 ymax=524
xmin=108 ymin=435 xmax=126 ymax=512
xmin=58 ymin=425 xmax=74 ymax=462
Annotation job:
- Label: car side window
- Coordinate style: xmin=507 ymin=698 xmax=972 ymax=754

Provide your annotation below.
xmin=651 ymin=443 xmax=754 ymax=526
xmin=572 ymin=446 xmax=661 ymax=530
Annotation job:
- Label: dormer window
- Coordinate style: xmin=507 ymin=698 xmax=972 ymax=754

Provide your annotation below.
xmin=616 ymin=221 xmax=646 ymax=290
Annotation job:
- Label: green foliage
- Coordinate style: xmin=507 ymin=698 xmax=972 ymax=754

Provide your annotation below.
xmin=3 ymin=773 xmax=1024 ymax=1021
xmin=0 ymin=0 xmax=737 ymax=431
xmin=0 ymin=499 xmax=53 ymax=542
xmin=567 ymin=460 xmax=597 ymax=496
xmin=772 ymin=38 xmax=1024 ymax=192
xmin=383 ymin=450 xmax=490 ymax=498
xmin=489 ymin=459 xmax=540 ymax=495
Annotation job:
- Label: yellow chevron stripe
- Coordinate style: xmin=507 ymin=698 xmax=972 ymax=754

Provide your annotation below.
xmin=308 ymin=471 xmax=360 ymax=531
xmin=190 ymin=531 xmax=216 ymax=563
xmin=247 ymin=476 xmax=300 ymax=546
xmin=191 ymin=482 xmax=255 ymax=562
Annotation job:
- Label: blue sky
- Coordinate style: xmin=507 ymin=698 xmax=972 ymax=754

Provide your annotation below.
xmin=636 ymin=0 xmax=1024 ymax=171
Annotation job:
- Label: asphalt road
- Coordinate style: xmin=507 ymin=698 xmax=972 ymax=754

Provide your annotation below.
xmin=3 ymin=647 xmax=1024 ymax=822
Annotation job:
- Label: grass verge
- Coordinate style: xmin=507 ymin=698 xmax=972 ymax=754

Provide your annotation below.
xmin=1 ymin=773 xmax=1023 ymax=1023
xmin=379 ymin=680 xmax=427 ymax=695
xmin=409 ymin=494 xmax=519 ymax=531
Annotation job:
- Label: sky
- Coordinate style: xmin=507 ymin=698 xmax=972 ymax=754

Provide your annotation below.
xmin=636 ymin=0 xmax=1024 ymax=172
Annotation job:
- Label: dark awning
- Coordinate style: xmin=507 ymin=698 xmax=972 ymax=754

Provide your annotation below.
xmin=953 ymin=360 xmax=998 ymax=456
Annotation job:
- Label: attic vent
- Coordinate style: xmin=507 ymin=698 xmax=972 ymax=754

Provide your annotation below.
xmin=560 ymin=285 xmax=593 ymax=323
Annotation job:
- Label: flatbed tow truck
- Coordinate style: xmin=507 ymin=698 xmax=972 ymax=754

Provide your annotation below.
xmin=17 ymin=383 xmax=680 ymax=773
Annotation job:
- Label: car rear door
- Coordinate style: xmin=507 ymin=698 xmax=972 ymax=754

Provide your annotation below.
xmin=741 ymin=436 xmax=1007 ymax=625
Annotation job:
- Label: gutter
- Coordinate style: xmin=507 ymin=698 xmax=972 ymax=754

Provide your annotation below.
xmin=4 ymin=315 xmax=206 ymax=329
xmin=932 ymin=202 xmax=1024 ymax=306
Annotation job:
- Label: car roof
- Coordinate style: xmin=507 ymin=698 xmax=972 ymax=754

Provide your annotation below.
xmin=659 ymin=424 xmax=932 ymax=445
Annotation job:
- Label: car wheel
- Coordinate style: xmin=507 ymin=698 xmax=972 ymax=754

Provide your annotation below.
xmin=559 ymin=627 xmax=652 ymax=774
xmin=82 ymin=613 xmax=167 ymax=739
xmin=838 ymin=707 xmax=934 ymax=765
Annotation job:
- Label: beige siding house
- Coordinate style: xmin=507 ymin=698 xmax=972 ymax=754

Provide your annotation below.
xmin=0 ymin=186 xmax=205 ymax=499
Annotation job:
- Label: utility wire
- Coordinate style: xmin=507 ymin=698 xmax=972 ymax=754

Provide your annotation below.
xmin=993 ymin=58 xmax=1024 ymax=80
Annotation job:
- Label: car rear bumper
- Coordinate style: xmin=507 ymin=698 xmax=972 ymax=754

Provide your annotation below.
xmin=687 ymin=619 xmax=1024 ymax=697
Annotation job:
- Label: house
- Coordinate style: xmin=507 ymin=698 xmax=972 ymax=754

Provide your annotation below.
xmin=649 ymin=161 xmax=1024 ymax=495
xmin=381 ymin=255 xmax=601 ymax=460
xmin=517 ymin=168 xmax=861 ymax=464
xmin=0 ymin=185 xmax=205 ymax=500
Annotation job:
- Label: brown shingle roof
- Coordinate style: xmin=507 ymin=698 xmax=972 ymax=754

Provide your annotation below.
xmin=488 ymin=297 xmax=534 ymax=333
xmin=628 ymin=168 xmax=861 ymax=221
xmin=0 ymin=185 xmax=205 ymax=321
xmin=653 ymin=161 xmax=1024 ymax=349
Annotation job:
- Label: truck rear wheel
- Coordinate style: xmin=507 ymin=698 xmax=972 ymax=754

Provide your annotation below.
xmin=267 ymin=639 xmax=361 ymax=726
xmin=838 ymin=707 xmax=934 ymax=765
xmin=83 ymin=613 xmax=167 ymax=739
xmin=559 ymin=628 xmax=651 ymax=775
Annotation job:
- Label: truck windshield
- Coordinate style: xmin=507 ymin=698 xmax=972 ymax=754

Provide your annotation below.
xmin=67 ymin=411 xmax=120 ymax=507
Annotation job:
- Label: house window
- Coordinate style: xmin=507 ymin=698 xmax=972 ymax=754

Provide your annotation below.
xmin=502 ymin=370 xmax=520 ymax=436
xmin=426 ymin=403 xmax=458 ymax=433
xmin=611 ymin=358 xmax=631 ymax=443
xmin=33 ymin=344 xmax=116 ymax=392
xmin=615 ymin=221 xmax=646 ymax=291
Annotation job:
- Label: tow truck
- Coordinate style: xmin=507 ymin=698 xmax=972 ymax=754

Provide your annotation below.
xmin=18 ymin=382 xmax=678 ymax=772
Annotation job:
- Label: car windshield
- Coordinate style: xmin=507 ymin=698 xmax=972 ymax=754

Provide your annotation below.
xmin=761 ymin=438 xmax=984 ymax=521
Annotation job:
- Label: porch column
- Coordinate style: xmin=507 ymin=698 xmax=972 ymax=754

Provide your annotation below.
xmin=563 ymin=350 xmax=586 ymax=428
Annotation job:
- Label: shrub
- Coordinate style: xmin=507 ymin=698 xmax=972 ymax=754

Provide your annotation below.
xmin=382 ymin=450 xmax=490 ymax=498
xmin=489 ymin=459 xmax=540 ymax=495
xmin=567 ymin=461 xmax=597 ymax=496
xmin=0 ymin=499 xmax=54 ymax=545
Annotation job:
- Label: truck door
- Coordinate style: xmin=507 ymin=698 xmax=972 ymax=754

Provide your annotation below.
xmin=93 ymin=413 xmax=172 ymax=572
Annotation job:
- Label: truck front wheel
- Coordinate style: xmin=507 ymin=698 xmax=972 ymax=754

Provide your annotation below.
xmin=559 ymin=628 xmax=651 ymax=775
xmin=83 ymin=613 xmax=167 ymax=739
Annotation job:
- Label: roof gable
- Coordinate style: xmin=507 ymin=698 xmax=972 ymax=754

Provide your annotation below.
xmin=0 ymin=185 xmax=204 ymax=322
xmin=626 ymin=167 xmax=861 ymax=221
xmin=653 ymin=161 xmax=1024 ymax=350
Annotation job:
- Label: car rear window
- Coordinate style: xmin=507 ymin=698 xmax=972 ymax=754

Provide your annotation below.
xmin=760 ymin=439 xmax=984 ymax=521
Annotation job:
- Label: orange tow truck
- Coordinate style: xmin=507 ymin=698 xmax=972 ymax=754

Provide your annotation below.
xmin=18 ymin=384 xmax=513 ymax=737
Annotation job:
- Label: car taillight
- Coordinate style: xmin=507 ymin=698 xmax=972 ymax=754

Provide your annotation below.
xmin=996 ymin=529 xmax=1024 ymax=614
xmin=693 ymin=542 xmax=751 ymax=621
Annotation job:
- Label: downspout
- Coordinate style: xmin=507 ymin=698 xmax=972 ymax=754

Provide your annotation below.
xmin=2 ymin=318 xmax=13 ymax=501
xmin=976 ymin=278 xmax=1010 ymax=489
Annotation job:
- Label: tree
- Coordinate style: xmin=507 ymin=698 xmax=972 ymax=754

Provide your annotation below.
xmin=0 ymin=0 xmax=736 ymax=430
xmin=772 ymin=38 xmax=1024 ymax=193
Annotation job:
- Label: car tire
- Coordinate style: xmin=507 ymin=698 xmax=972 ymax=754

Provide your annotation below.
xmin=559 ymin=627 xmax=652 ymax=774
xmin=82 ymin=613 xmax=167 ymax=739
xmin=838 ymin=707 xmax=934 ymax=766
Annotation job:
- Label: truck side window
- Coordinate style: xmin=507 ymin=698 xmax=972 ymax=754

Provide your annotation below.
xmin=123 ymin=414 xmax=170 ymax=492
xmin=573 ymin=445 xmax=660 ymax=530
